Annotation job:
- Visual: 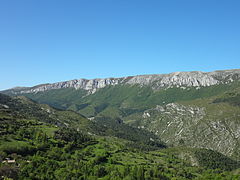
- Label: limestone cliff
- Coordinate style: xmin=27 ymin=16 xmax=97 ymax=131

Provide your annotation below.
xmin=5 ymin=69 xmax=240 ymax=95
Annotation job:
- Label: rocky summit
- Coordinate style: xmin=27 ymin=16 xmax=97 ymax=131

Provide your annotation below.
xmin=4 ymin=69 xmax=240 ymax=95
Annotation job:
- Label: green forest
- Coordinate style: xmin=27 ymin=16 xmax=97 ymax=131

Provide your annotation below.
xmin=0 ymin=93 xmax=239 ymax=179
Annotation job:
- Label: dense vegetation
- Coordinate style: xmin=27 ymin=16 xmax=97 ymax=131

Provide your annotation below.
xmin=1 ymin=117 xmax=239 ymax=179
xmin=0 ymin=93 xmax=240 ymax=179
xmin=194 ymin=149 xmax=240 ymax=171
xmin=213 ymin=91 xmax=240 ymax=106
xmin=0 ymin=93 xmax=168 ymax=148
xmin=12 ymin=82 xmax=240 ymax=119
xmin=8 ymin=83 xmax=240 ymax=158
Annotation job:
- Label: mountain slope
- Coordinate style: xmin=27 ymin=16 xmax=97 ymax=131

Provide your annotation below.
xmin=0 ymin=93 xmax=166 ymax=149
xmin=124 ymin=95 xmax=240 ymax=159
xmin=0 ymin=94 xmax=239 ymax=179
xmin=2 ymin=69 xmax=240 ymax=159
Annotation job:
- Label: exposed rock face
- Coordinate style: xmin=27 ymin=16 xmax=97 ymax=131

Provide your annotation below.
xmin=11 ymin=78 xmax=122 ymax=94
xmin=157 ymin=71 xmax=219 ymax=88
xmin=134 ymin=103 xmax=240 ymax=157
xmin=126 ymin=69 xmax=240 ymax=89
xmin=5 ymin=69 xmax=240 ymax=94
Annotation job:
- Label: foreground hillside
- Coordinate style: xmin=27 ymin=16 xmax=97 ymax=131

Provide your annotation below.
xmin=0 ymin=93 xmax=240 ymax=179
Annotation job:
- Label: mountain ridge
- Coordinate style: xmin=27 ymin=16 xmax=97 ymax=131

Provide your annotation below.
xmin=3 ymin=69 xmax=240 ymax=95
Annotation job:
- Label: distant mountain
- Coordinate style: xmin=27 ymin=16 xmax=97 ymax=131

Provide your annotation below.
xmin=3 ymin=69 xmax=240 ymax=95
xmin=2 ymin=69 xmax=240 ymax=159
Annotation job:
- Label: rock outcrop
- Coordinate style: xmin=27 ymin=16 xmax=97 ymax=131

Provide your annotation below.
xmin=4 ymin=69 xmax=240 ymax=94
xmin=134 ymin=102 xmax=240 ymax=157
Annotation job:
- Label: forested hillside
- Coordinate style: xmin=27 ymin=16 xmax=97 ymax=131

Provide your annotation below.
xmin=4 ymin=80 xmax=240 ymax=158
xmin=1 ymin=93 xmax=239 ymax=179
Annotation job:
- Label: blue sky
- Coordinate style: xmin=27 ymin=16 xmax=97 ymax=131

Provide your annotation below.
xmin=0 ymin=0 xmax=240 ymax=90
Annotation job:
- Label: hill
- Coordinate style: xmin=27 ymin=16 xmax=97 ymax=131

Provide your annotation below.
xmin=0 ymin=93 xmax=239 ymax=179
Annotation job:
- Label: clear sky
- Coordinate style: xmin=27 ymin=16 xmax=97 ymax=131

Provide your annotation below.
xmin=0 ymin=0 xmax=240 ymax=90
